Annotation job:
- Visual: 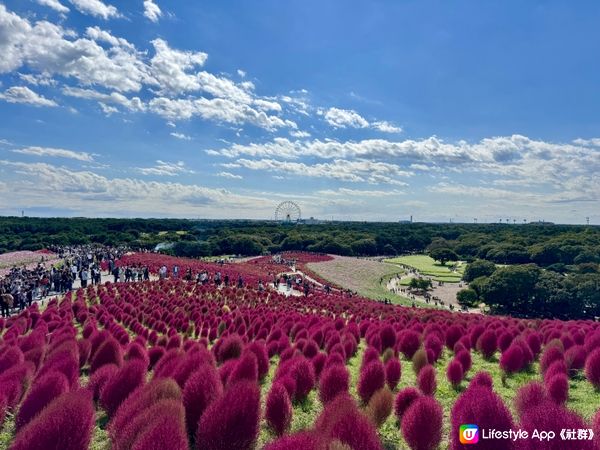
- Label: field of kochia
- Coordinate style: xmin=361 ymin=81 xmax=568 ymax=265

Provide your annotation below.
xmin=1 ymin=251 xmax=600 ymax=450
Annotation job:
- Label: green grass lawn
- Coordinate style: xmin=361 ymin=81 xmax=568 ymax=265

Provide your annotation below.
xmin=385 ymin=255 xmax=465 ymax=283
xmin=307 ymin=256 xmax=426 ymax=307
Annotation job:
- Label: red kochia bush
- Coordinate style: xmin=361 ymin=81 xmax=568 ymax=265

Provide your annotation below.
xmin=127 ymin=400 xmax=189 ymax=450
xmin=100 ymin=359 xmax=147 ymax=417
xmin=216 ymin=334 xmax=244 ymax=363
xmin=519 ymin=402 xmax=593 ymax=450
xmin=246 ymin=341 xmax=269 ymax=380
xmin=358 ymin=360 xmax=386 ymax=404
xmin=16 ymin=371 xmax=70 ymax=430
xmin=183 ymin=365 xmax=223 ymax=436
xmin=401 ymin=396 xmax=443 ymax=450
xmin=417 ymin=365 xmax=436 ymax=396
xmin=265 ymin=382 xmax=292 ymax=436
xmin=394 ymin=387 xmax=422 ymax=420
xmin=500 ymin=344 xmax=524 ymax=374
xmin=446 ymin=359 xmax=464 ymax=388
xmin=399 ymin=331 xmax=421 ymax=359
xmin=469 ymin=371 xmax=493 ymax=389
xmin=450 ymin=386 xmax=514 ymax=450
xmin=109 ymin=378 xmax=182 ymax=446
xmin=319 ymin=364 xmax=350 ymax=404
xmin=228 ymin=352 xmax=258 ymax=386
xmin=263 ymin=432 xmax=325 ymax=450
xmin=540 ymin=346 xmax=564 ymax=374
xmin=329 ymin=408 xmax=384 ymax=450
xmin=476 ymin=330 xmax=497 ymax=359
xmin=90 ymin=338 xmax=123 ymax=373
xmin=197 ymin=381 xmax=260 ymax=450
xmin=290 ymin=358 xmax=316 ymax=402
xmin=87 ymin=363 xmax=119 ymax=402
xmin=514 ymin=382 xmax=547 ymax=418
xmin=546 ymin=374 xmax=569 ymax=405
xmin=384 ymin=357 xmax=401 ymax=390
xmin=9 ymin=390 xmax=94 ymax=450
xmin=0 ymin=347 xmax=24 ymax=372
xmin=585 ymin=348 xmax=600 ymax=388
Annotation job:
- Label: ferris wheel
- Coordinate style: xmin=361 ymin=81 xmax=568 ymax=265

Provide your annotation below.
xmin=275 ymin=201 xmax=301 ymax=222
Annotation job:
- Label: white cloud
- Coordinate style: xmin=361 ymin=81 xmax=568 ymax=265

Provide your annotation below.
xmin=324 ymin=107 xmax=369 ymax=129
xmin=36 ymin=0 xmax=70 ymax=14
xmin=0 ymin=160 xmax=274 ymax=217
xmin=170 ymin=132 xmax=191 ymax=140
xmin=85 ymin=26 xmax=134 ymax=50
xmin=217 ymin=171 xmax=243 ymax=179
xmin=0 ymin=86 xmax=57 ymax=107
xmin=143 ymin=0 xmax=162 ymax=22
xmin=290 ymin=130 xmax=311 ymax=138
xmin=149 ymin=39 xmax=208 ymax=94
xmin=62 ymin=86 xmax=145 ymax=112
xmin=226 ymin=158 xmax=411 ymax=185
xmin=372 ymin=120 xmax=402 ymax=133
xmin=316 ymin=188 xmax=404 ymax=197
xmin=18 ymin=73 xmax=57 ymax=86
xmin=12 ymin=146 xmax=93 ymax=161
xmin=136 ymin=160 xmax=193 ymax=176
xmin=237 ymin=69 xmax=246 ymax=78
xmin=68 ymin=0 xmax=121 ymax=19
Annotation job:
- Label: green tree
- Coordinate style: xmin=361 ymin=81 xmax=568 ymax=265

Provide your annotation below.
xmin=463 ymin=259 xmax=496 ymax=282
xmin=429 ymin=247 xmax=458 ymax=266
xmin=457 ymin=288 xmax=478 ymax=308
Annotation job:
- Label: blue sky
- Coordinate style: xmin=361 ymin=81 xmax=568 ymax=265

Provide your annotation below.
xmin=0 ymin=0 xmax=599 ymax=223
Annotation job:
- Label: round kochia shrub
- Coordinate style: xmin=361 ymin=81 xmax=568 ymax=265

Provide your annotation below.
xmin=384 ymin=357 xmax=401 ymax=390
xmin=585 ymin=348 xmax=600 ymax=388
xmin=394 ymin=387 xmax=422 ymax=420
xmin=90 ymin=338 xmax=123 ymax=373
xmin=446 ymin=359 xmax=463 ymax=389
xmin=417 ymin=365 xmax=436 ymax=396
xmin=9 ymin=390 xmax=95 ymax=450
xmin=500 ymin=344 xmax=524 ymax=374
xmin=319 ymin=364 xmax=350 ymax=404
xmin=15 ymin=371 xmax=70 ymax=431
xmin=87 ymin=363 xmax=119 ymax=402
xmin=450 ymin=386 xmax=514 ymax=450
xmin=365 ymin=387 xmax=393 ymax=428
xmin=399 ymin=331 xmax=421 ymax=359
xmin=401 ymin=396 xmax=443 ymax=450
xmin=476 ymin=330 xmax=497 ymax=359
xmin=100 ymin=360 xmax=147 ymax=417
xmin=265 ymin=382 xmax=292 ymax=436
xmin=519 ymin=402 xmax=593 ymax=450
xmin=514 ymin=382 xmax=547 ymax=418
xmin=127 ymin=400 xmax=189 ymax=450
xmin=182 ymin=365 xmax=222 ymax=436
xmin=108 ymin=378 xmax=182 ymax=446
xmin=546 ymin=374 xmax=569 ymax=405
xmin=358 ymin=360 xmax=386 ymax=404
xmin=328 ymin=408 xmax=384 ymax=450
xmin=196 ymin=381 xmax=260 ymax=450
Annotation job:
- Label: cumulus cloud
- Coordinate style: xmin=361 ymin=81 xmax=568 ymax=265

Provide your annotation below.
xmin=12 ymin=146 xmax=94 ymax=161
xmin=217 ymin=171 xmax=243 ymax=179
xmin=136 ymin=160 xmax=194 ymax=176
xmin=143 ymin=0 xmax=162 ymax=22
xmin=372 ymin=120 xmax=402 ymax=133
xmin=36 ymin=0 xmax=70 ymax=14
xmin=225 ymin=158 xmax=411 ymax=185
xmin=68 ymin=0 xmax=121 ymax=19
xmin=324 ymin=107 xmax=369 ymax=128
xmin=0 ymin=86 xmax=57 ymax=107
xmin=170 ymin=132 xmax=191 ymax=140
xmin=62 ymin=86 xmax=145 ymax=112
xmin=0 ymin=160 xmax=273 ymax=217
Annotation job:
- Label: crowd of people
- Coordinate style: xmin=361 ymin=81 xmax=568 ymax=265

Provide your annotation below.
xmin=0 ymin=244 xmax=130 ymax=317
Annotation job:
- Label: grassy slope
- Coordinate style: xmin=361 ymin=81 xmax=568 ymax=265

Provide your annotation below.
xmin=385 ymin=255 xmax=464 ymax=282
xmin=306 ymin=256 xmax=418 ymax=307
